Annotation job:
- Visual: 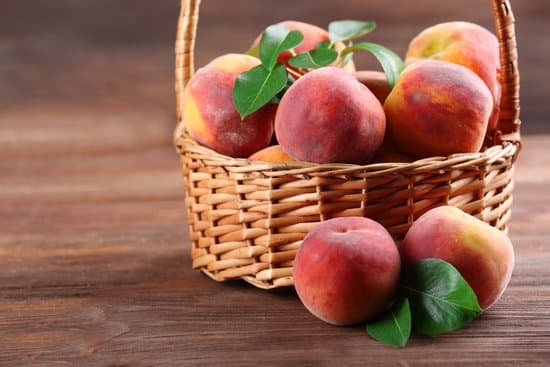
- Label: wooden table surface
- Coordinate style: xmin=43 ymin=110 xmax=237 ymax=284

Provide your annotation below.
xmin=2 ymin=1 xmax=550 ymax=366
xmin=2 ymin=131 xmax=550 ymax=366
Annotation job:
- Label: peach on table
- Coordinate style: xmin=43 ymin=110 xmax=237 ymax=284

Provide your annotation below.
xmin=294 ymin=217 xmax=401 ymax=326
xmin=402 ymin=206 xmax=514 ymax=309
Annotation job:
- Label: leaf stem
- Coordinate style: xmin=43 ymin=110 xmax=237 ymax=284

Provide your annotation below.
xmin=286 ymin=67 xmax=303 ymax=80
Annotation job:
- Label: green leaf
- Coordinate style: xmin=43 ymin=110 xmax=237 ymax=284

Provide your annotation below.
xmin=260 ymin=24 xmax=304 ymax=70
xmin=340 ymin=42 xmax=405 ymax=89
xmin=245 ymin=44 xmax=260 ymax=58
xmin=403 ymin=259 xmax=482 ymax=336
xmin=289 ymin=48 xmax=338 ymax=69
xmin=232 ymin=63 xmax=288 ymax=119
xmin=367 ymin=298 xmax=411 ymax=348
xmin=316 ymin=40 xmax=331 ymax=49
xmin=329 ymin=20 xmax=376 ymax=42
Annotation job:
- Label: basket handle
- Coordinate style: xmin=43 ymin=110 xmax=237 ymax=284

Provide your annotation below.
xmin=175 ymin=0 xmax=520 ymax=143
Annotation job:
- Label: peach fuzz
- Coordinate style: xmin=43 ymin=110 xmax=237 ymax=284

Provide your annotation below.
xmin=249 ymin=145 xmax=295 ymax=163
xmin=405 ymin=22 xmax=501 ymax=132
xmin=384 ymin=60 xmax=493 ymax=159
xmin=294 ymin=217 xmax=401 ymax=325
xmin=183 ymin=54 xmax=275 ymax=158
xmin=275 ymin=67 xmax=385 ymax=164
xmin=402 ymin=206 xmax=514 ymax=309
xmin=252 ymin=21 xmax=355 ymax=73
xmin=353 ymin=71 xmax=391 ymax=104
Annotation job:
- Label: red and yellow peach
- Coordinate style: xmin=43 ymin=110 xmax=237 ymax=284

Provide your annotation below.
xmin=183 ymin=54 xmax=275 ymax=158
xmin=275 ymin=67 xmax=386 ymax=164
xmin=384 ymin=60 xmax=493 ymax=159
xmin=249 ymin=145 xmax=295 ymax=163
xmin=402 ymin=206 xmax=515 ymax=309
xmin=405 ymin=22 xmax=501 ymax=132
xmin=371 ymin=133 xmax=413 ymax=164
xmin=294 ymin=217 xmax=401 ymax=325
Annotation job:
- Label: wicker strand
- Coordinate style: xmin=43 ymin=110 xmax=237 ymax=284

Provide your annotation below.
xmin=491 ymin=0 xmax=521 ymax=142
xmin=175 ymin=0 xmax=201 ymax=124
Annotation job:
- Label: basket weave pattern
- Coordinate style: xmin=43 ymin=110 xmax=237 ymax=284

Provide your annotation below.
xmin=174 ymin=0 xmax=521 ymax=289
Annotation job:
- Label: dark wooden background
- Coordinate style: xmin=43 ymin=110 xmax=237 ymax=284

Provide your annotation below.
xmin=1 ymin=0 xmax=549 ymax=133
xmin=1 ymin=1 xmax=550 ymax=366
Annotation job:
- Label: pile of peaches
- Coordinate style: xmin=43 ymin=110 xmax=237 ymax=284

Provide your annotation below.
xmin=183 ymin=20 xmax=501 ymax=166
xmin=182 ymin=20 xmax=514 ymax=347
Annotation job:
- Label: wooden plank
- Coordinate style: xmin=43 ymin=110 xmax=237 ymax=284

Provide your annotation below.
xmin=1 ymin=1 xmax=550 ymax=365
xmin=1 ymin=138 xmax=549 ymax=366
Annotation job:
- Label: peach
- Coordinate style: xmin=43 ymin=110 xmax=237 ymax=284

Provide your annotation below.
xmin=372 ymin=133 xmax=413 ymax=164
xmin=249 ymin=145 xmax=295 ymax=163
xmin=252 ymin=21 xmax=355 ymax=73
xmin=405 ymin=22 xmax=501 ymax=132
xmin=275 ymin=67 xmax=385 ymax=164
xmin=402 ymin=206 xmax=514 ymax=309
xmin=353 ymin=71 xmax=391 ymax=103
xmin=183 ymin=54 xmax=275 ymax=158
xmin=294 ymin=217 xmax=401 ymax=325
xmin=384 ymin=60 xmax=493 ymax=158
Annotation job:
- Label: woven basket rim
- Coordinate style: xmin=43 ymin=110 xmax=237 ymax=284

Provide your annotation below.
xmin=175 ymin=131 xmax=520 ymax=178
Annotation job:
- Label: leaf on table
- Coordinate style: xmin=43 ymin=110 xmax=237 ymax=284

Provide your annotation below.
xmin=232 ymin=63 xmax=288 ymax=119
xmin=404 ymin=258 xmax=482 ymax=336
xmin=366 ymin=298 xmax=411 ymax=348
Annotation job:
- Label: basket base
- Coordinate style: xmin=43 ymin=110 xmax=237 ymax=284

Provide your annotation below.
xmin=182 ymin=136 xmax=519 ymax=290
xmin=200 ymin=268 xmax=293 ymax=290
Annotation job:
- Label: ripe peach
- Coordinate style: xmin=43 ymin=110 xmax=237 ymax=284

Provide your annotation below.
xmin=372 ymin=133 xmax=413 ymax=163
xmin=249 ymin=145 xmax=295 ymax=163
xmin=275 ymin=67 xmax=386 ymax=164
xmin=353 ymin=71 xmax=391 ymax=103
xmin=405 ymin=22 xmax=501 ymax=132
xmin=402 ymin=206 xmax=514 ymax=309
xmin=183 ymin=54 xmax=275 ymax=158
xmin=252 ymin=21 xmax=355 ymax=73
xmin=384 ymin=60 xmax=493 ymax=158
xmin=294 ymin=217 xmax=401 ymax=325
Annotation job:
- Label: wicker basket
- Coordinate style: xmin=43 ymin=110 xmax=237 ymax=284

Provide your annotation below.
xmin=174 ymin=0 xmax=521 ymax=289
